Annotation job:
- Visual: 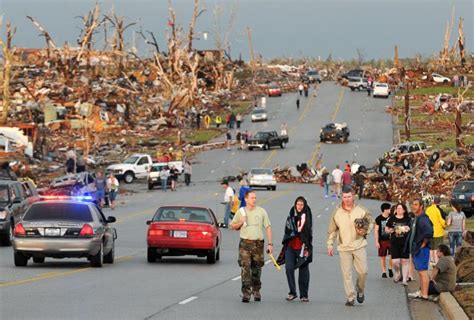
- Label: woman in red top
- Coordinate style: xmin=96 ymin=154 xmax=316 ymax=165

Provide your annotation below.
xmin=281 ymin=196 xmax=313 ymax=302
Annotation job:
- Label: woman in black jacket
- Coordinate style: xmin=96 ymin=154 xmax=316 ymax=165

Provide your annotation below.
xmin=282 ymin=196 xmax=313 ymax=302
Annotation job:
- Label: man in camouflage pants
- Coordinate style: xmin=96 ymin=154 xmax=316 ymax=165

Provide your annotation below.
xmin=231 ymin=190 xmax=273 ymax=302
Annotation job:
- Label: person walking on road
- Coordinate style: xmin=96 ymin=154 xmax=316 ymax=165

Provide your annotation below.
xmin=226 ymin=130 xmax=232 ymax=151
xmin=196 ymin=112 xmax=201 ymax=129
xmin=327 ymin=188 xmax=374 ymax=306
xmin=230 ymin=113 xmax=236 ymax=129
xmin=353 ymin=170 xmax=365 ymax=199
xmin=426 ymin=196 xmax=446 ymax=265
xmin=184 ymin=160 xmax=192 ymax=186
xmin=221 ymin=180 xmax=234 ymax=228
xmin=407 ymin=199 xmax=433 ymax=301
xmin=321 ymin=168 xmax=330 ymax=198
xmin=375 ymin=203 xmax=393 ymax=279
xmin=342 ymin=167 xmax=352 ymax=189
xmin=296 ymin=98 xmax=300 ymax=110
xmin=106 ymin=173 xmax=119 ymax=210
xmin=236 ymin=113 xmax=242 ymax=129
xmin=159 ymin=166 xmax=170 ymax=192
xmin=280 ymin=122 xmax=288 ymax=136
xmin=331 ymin=165 xmax=343 ymax=198
xmin=95 ymin=171 xmax=106 ymax=207
xmin=230 ymin=190 xmax=273 ymax=303
xmin=298 ymin=83 xmax=304 ymax=96
xmin=385 ymin=203 xmax=412 ymax=285
xmin=304 ymin=84 xmax=309 ymax=97
xmin=446 ymin=203 xmax=466 ymax=256
xmin=282 ymin=196 xmax=313 ymax=302
xmin=169 ymin=165 xmax=179 ymax=191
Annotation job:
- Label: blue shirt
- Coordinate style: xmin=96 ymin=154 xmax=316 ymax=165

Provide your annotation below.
xmin=410 ymin=212 xmax=433 ymax=255
xmin=239 ymin=186 xmax=251 ymax=208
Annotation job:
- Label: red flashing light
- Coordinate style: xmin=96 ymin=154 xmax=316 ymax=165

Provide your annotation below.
xmin=14 ymin=223 xmax=26 ymax=237
xmin=79 ymin=224 xmax=94 ymax=236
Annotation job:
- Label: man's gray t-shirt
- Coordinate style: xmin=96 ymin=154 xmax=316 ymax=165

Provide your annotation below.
xmin=447 ymin=211 xmax=465 ymax=232
xmin=434 ymin=256 xmax=456 ymax=292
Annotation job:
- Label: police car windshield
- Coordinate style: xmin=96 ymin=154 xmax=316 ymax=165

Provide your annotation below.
xmin=0 ymin=186 xmax=9 ymax=203
xmin=24 ymin=203 xmax=93 ymax=222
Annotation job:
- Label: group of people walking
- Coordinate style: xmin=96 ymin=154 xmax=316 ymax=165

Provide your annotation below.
xmin=224 ymin=180 xmax=463 ymax=306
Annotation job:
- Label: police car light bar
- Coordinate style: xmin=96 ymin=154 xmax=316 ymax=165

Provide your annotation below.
xmin=40 ymin=195 xmax=94 ymax=201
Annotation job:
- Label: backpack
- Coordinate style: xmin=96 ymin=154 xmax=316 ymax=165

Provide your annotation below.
xmin=231 ymin=195 xmax=240 ymax=214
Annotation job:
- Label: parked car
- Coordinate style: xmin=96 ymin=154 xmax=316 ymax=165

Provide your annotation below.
xmin=451 ymin=180 xmax=473 ymax=218
xmin=342 ymin=69 xmax=364 ymax=79
xmin=0 ymin=179 xmax=40 ymax=246
xmin=421 ymin=73 xmax=451 ymax=83
xmin=12 ymin=198 xmax=117 ymax=267
xmin=388 ymin=141 xmax=428 ymax=157
xmin=106 ymin=153 xmax=154 ymax=183
xmin=373 ymin=82 xmax=390 ymax=98
xmin=251 ymin=108 xmax=268 ymax=122
xmin=45 ymin=172 xmax=97 ymax=200
xmin=348 ymin=77 xmax=368 ymax=91
xmin=303 ymin=70 xmax=322 ymax=83
xmin=320 ymin=123 xmax=350 ymax=143
xmin=267 ymin=83 xmax=282 ymax=97
xmin=248 ymin=168 xmax=277 ymax=191
xmin=146 ymin=206 xmax=221 ymax=264
xmin=247 ymin=131 xmax=289 ymax=150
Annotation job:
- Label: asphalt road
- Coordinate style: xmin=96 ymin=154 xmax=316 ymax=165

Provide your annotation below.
xmin=0 ymin=83 xmax=411 ymax=320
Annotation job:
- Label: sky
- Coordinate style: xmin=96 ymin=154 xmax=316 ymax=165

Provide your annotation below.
xmin=1 ymin=0 xmax=473 ymax=61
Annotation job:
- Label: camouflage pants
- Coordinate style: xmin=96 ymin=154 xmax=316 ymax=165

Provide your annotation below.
xmin=238 ymin=239 xmax=264 ymax=297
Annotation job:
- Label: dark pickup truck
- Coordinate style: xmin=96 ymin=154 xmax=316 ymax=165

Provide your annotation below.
xmin=0 ymin=179 xmax=40 ymax=245
xmin=247 ymin=131 xmax=289 ymax=150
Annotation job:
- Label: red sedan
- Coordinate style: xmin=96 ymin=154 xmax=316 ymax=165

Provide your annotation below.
xmin=267 ymin=84 xmax=282 ymax=97
xmin=146 ymin=206 xmax=221 ymax=264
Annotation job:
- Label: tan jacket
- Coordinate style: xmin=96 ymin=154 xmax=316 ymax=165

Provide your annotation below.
xmin=327 ymin=203 xmax=374 ymax=252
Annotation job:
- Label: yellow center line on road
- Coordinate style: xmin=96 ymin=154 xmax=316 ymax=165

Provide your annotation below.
xmin=258 ymin=186 xmax=294 ymax=206
xmin=0 ymin=255 xmax=133 ymax=288
xmin=308 ymin=87 xmax=345 ymax=167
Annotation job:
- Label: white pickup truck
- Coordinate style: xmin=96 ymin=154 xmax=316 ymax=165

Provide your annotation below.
xmin=106 ymin=154 xmax=155 ymax=184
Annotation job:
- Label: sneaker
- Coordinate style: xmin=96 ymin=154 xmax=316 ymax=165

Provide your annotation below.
xmin=300 ymin=297 xmax=309 ymax=302
xmin=253 ymin=292 xmax=261 ymax=302
xmin=242 ymin=296 xmax=250 ymax=303
xmin=382 ymin=273 xmax=387 ymax=278
xmin=401 ymin=282 xmax=408 ymax=286
xmin=356 ymin=291 xmax=365 ymax=304
xmin=408 ymin=290 xmax=421 ymax=299
xmin=388 ymin=269 xmax=394 ymax=278
xmin=345 ymin=299 xmax=355 ymax=306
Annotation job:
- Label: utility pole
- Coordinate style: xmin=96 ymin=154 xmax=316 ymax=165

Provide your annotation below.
xmin=246 ymin=27 xmax=256 ymax=74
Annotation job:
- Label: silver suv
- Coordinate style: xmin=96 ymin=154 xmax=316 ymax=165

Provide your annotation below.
xmin=348 ymin=77 xmax=368 ymax=91
xmin=12 ymin=199 xmax=117 ymax=267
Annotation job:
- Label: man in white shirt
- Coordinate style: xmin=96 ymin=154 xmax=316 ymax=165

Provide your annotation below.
xmin=222 ymin=180 xmax=234 ymax=228
xmin=351 ymin=162 xmax=360 ymax=175
xmin=332 ymin=165 xmax=343 ymax=198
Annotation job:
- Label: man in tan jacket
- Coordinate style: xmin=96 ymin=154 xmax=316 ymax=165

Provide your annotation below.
xmin=327 ymin=188 xmax=374 ymax=306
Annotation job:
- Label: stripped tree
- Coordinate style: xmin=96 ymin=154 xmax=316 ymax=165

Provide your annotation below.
xmin=0 ymin=18 xmax=13 ymax=125
xmin=454 ymin=87 xmax=468 ymax=148
xmin=26 ymin=16 xmax=57 ymax=58
xmin=457 ymin=17 xmax=466 ymax=68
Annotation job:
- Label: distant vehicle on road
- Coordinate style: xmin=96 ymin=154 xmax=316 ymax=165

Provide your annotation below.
xmin=302 ymin=70 xmax=322 ymax=83
xmin=248 ymin=168 xmax=277 ymax=191
xmin=373 ymin=82 xmax=390 ymax=98
xmin=247 ymin=131 xmax=289 ymax=150
xmin=147 ymin=161 xmax=183 ymax=190
xmin=12 ymin=198 xmax=117 ymax=267
xmin=450 ymin=180 xmax=473 ymax=218
xmin=251 ymin=108 xmax=268 ymax=122
xmin=320 ymin=123 xmax=350 ymax=143
xmin=348 ymin=77 xmax=368 ymax=91
xmin=421 ymin=73 xmax=451 ymax=84
xmin=0 ymin=179 xmax=40 ymax=246
xmin=267 ymin=83 xmax=282 ymax=97
xmin=342 ymin=69 xmax=364 ymax=79
xmin=106 ymin=153 xmax=154 ymax=184
xmin=146 ymin=206 xmax=221 ymax=264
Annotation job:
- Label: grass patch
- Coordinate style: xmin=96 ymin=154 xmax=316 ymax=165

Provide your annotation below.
xmin=185 ymin=129 xmax=221 ymax=143
xmin=224 ymin=100 xmax=253 ymax=115
xmin=396 ymin=86 xmax=474 ymax=98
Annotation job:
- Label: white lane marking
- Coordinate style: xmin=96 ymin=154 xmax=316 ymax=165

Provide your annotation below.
xmin=179 ymin=296 xmax=198 ymax=305
xmin=210 ymin=170 xmax=215 ymax=173
xmin=317 ymin=214 xmax=321 ymax=218
xmin=354 ymin=153 xmax=357 ymax=157
xmin=222 ymin=160 xmax=226 ymax=164
xmin=325 ymin=207 xmax=329 ymax=211
xmin=265 ymin=260 xmax=271 ymax=265
xmin=232 ymin=276 xmax=241 ymax=281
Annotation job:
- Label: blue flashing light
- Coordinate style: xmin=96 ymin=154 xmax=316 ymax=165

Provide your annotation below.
xmin=41 ymin=195 xmax=94 ymax=202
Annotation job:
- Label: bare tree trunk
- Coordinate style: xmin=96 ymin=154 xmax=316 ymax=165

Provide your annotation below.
xmin=458 ymin=17 xmax=466 ymax=68
xmin=26 ymin=16 xmax=56 ymax=58
xmin=0 ymin=33 xmax=12 ymax=125
xmin=455 ymin=87 xmax=468 ymax=148
xmin=6 ymin=21 xmax=16 ymax=49
xmin=404 ymin=81 xmax=410 ymax=140
xmin=187 ymin=0 xmax=199 ymax=52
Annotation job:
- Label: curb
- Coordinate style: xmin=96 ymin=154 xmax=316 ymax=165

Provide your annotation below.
xmin=439 ymin=292 xmax=469 ymax=320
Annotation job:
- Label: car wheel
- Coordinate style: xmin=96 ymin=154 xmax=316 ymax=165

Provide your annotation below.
xmin=216 ymin=247 xmax=220 ymax=261
xmin=104 ymin=241 xmax=115 ymax=264
xmin=207 ymin=249 xmax=217 ymax=264
xmin=359 ymin=85 xmax=364 ymax=91
xmin=148 ymin=184 xmax=153 ymax=190
xmin=90 ymin=243 xmax=104 ymax=268
xmin=123 ymin=171 xmax=134 ymax=184
xmin=280 ymin=141 xmax=286 ymax=149
xmin=147 ymin=247 xmax=157 ymax=263
xmin=456 ymin=163 xmax=467 ymax=173
xmin=350 ymin=88 xmax=355 ymax=91
xmin=379 ymin=165 xmax=389 ymax=175
xmin=430 ymin=152 xmax=440 ymax=162
xmin=272 ymin=186 xmax=276 ymax=191
xmin=248 ymin=147 xmax=253 ymax=151
xmin=33 ymin=257 xmax=45 ymax=263
xmin=264 ymin=143 xmax=269 ymax=150
xmin=0 ymin=225 xmax=13 ymax=246
xmin=14 ymin=251 xmax=28 ymax=267
xmin=402 ymin=158 xmax=411 ymax=169
xmin=443 ymin=80 xmax=449 ymax=84
xmin=445 ymin=161 xmax=455 ymax=171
